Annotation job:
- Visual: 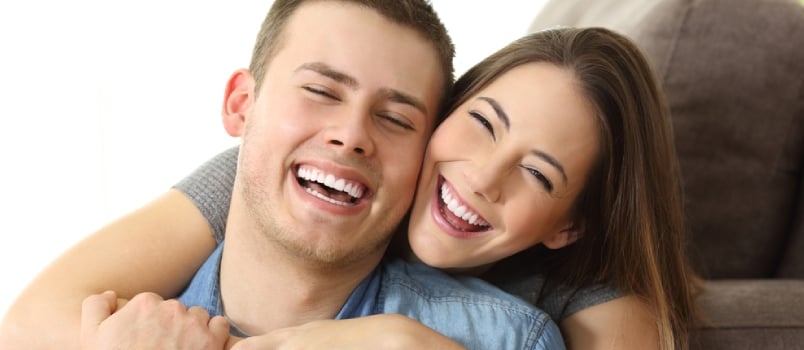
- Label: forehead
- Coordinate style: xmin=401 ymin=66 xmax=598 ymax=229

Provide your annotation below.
xmin=481 ymin=62 xmax=599 ymax=153
xmin=271 ymin=1 xmax=444 ymax=122
xmin=483 ymin=63 xmax=593 ymax=122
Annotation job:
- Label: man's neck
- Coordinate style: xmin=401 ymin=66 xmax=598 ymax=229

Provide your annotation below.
xmin=218 ymin=222 xmax=381 ymax=336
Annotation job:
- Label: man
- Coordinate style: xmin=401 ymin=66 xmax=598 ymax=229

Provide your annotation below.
xmin=6 ymin=1 xmax=564 ymax=349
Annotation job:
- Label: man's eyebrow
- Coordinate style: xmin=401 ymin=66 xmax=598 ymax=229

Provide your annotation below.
xmin=381 ymin=88 xmax=428 ymax=116
xmin=478 ymin=96 xmax=510 ymax=130
xmin=531 ymin=149 xmax=568 ymax=186
xmin=296 ymin=62 xmax=358 ymax=88
xmin=297 ymin=62 xmax=428 ymax=117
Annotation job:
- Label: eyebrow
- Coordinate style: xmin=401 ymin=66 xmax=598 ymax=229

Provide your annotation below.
xmin=532 ymin=149 xmax=568 ymax=186
xmin=296 ymin=62 xmax=428 ymax=116
xmin=380 ymin=88 xmax=428 ymax=116
xmin=296 ymin=62 xmax=358 ymax=88
xmin=478 ymin=96 xmax=510 ymax=130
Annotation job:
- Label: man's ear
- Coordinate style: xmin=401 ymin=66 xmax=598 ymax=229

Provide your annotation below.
xmin=222 ymin=69 xmax=255 ymax=137
xmin=543 ymin=222 xmax=581 ymax=250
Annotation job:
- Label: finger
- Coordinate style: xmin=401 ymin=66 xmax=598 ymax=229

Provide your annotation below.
xmin=187 ymin=305 xmax=211 ymax=325
xmin=208 ymin=316 xmax=231 ymax=348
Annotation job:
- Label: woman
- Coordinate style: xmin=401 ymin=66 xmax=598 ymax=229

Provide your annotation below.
xmin=5 ymin=27 xmax=700 ymax=349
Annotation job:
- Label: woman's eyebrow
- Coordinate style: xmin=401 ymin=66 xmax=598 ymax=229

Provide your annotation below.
xmin=478 ymin=96 xmax=510 ymax=130
xmin=531 ymin=149 xmax=568 ymax=186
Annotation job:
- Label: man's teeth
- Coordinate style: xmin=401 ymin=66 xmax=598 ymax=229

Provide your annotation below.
xmin=441 ymin=183 xmax=488 ymax=226
xmin=297 ymin=166 xmax=365 ymax=199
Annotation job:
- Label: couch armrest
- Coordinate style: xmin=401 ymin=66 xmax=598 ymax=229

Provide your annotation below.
xmin=691 ymin=280 xmax=804 ymax=349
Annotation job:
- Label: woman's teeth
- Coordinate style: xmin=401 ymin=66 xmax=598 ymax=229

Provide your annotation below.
xmin=441 ymin=183 xmax=489 ymax=226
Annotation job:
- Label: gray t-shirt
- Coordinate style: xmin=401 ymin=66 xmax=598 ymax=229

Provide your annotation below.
xmin=174 ymin=146 xmax=621 ymax=322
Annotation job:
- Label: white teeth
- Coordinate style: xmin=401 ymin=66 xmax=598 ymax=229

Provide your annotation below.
xmin=305 ymin=187 xmax=351 ymax=206
xmin=440 ymin=183 xmax=489 ymax=227
xmin=454 ymin=205 xmax=467 ymax=217
xmin=447 ymin=198 xmax=459 ymax=211
xmin=296 ymin=166 xmax=367 ymax=199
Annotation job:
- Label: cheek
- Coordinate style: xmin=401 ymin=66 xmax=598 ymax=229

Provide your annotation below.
xmin=500 ymin=196 xmax=571 ymax=246
xmin=250 ymin=95 xmax=320 ymax=148
xmin=385 ymin=138 xmax=428 ymax=200
xmin=426 ymin=117 xmax=474 ymax=162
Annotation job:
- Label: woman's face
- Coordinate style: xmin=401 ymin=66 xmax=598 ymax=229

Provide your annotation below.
xmin=407 ymin=62 xmax=601 ymax=270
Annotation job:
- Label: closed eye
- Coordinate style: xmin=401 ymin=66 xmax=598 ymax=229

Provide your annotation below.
xmin=378 ymin=114 xmax=415 ymax=131
xmin=469 ymin=111 xmax=495 ymax=141
xmin=522 ymin=166 xmax=554 ymax=193
xmin=303 ymin=86 xmax=340 ymax=101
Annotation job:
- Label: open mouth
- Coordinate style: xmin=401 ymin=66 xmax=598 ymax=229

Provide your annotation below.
xmin=296 ymin=165 xmax=369 ymax=206
xmin=437 ymin=176 xmax=491 ymax=232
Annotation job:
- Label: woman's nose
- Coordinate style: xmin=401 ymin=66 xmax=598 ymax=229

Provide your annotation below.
xmin=464 ymin=157 xmax=505 ymax=203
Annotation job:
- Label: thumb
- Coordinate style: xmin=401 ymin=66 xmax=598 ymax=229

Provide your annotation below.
xmin=80 ymin=291 xmax=118 ymax=344
xmin=81 ymin=291 xmax=118 ymax=326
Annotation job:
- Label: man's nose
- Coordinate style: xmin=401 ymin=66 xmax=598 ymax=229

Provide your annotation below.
xmin=323 ymin=109 xmax=376 ymax=157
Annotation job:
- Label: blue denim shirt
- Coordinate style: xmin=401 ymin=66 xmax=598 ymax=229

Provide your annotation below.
xmin=179 ymin=243 xmax=565 ymax=350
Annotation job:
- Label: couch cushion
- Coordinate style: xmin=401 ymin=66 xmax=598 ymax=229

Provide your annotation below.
xmin=529 ymin=0 xmax=804 ymax=278
xmin=690 ymin=280 xmax=804 ymax=350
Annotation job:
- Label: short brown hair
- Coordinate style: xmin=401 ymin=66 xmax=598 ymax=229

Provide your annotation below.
xmin=249 ymin=0 xmax=454 ymax=113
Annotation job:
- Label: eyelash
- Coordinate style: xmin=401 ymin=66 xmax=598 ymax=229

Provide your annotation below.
xmin=379 ymin=114 xmax=414 ymax=131
xmin=303 ymin=86 xmax=340 ymax=101
xmin=469 ymin=111 xmax=495 ymax=141
xmin=522 ymin=166 xmax=554 ymax=193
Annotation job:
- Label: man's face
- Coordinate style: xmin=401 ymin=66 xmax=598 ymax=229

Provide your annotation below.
xmin=229 ymin=1 xmax=443 ymax=267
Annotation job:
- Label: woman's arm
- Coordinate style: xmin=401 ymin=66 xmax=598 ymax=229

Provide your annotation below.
xmin=0 ymin=189 xmax=217 ymax=350
xmin=232 ymin=314 xmax=467 ymax=350
xmin=560 ymin=295 xmax=659 ymax=350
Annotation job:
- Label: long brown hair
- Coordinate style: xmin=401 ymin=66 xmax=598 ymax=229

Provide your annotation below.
xmin=448 ymin=27 xmax=701 ymax=350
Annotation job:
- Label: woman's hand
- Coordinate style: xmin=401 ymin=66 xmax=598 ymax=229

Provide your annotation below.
xmin=231 ymin=314 xmax=467 ymax=350
xmin=80 ymin=291 xmax=230 ymax=350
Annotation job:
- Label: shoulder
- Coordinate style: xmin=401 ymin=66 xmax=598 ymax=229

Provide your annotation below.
xmin=560 ymin=295 xmax=658 ymax=350
xmin=378 ymin=259 xmax=565 ymax=350
xmin=495 ymin=271 xmax=622 ymax=322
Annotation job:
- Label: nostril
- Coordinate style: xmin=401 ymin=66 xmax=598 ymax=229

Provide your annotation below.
xmin=328 ymin=139 xmax=366 ymax=155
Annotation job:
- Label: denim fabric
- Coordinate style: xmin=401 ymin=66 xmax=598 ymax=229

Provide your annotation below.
xmin=179 ymin=243 xmax=565 ymax=350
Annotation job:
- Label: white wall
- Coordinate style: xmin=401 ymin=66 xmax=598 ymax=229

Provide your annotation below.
xmin=0 ymin=0 xmax=545 ymax=317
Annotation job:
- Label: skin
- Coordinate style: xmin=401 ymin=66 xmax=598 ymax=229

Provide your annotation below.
xmin=1 ymin=9 xmax=659 ymax=350
xmin=1 ymin=2 xmax=444 ymax=349
xmin=408 ymin=62 xmax=598 ymax=270
xmin=214 ymin=0 xmax=442 ymax=336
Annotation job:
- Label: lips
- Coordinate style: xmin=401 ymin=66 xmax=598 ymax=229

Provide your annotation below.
xmin=434 ymin=176 xmax=491 ymax=235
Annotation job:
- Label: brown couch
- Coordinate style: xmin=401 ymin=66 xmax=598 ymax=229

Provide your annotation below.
xmin=526 ymin=0 xmax=804 ymax=348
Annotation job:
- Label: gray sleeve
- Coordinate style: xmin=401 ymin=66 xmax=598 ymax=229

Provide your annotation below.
xmin=497 ymin=273 xmax=622 ymax=322
xmin=173 ymin=146 xmax=239 ymax=243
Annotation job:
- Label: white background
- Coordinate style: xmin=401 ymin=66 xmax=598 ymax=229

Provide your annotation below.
xmin=0 ymin=1 xmax=546 ymax=317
